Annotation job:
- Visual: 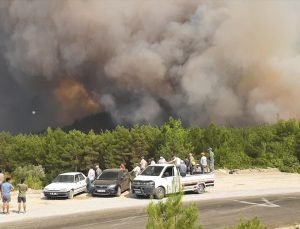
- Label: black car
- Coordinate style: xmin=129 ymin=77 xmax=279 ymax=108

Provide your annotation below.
xmin=91 ymin=169 xmax=131 ymax=197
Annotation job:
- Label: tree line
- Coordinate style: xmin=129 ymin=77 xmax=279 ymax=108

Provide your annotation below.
xmin=0 ymin=118 xmax=300 ymax=184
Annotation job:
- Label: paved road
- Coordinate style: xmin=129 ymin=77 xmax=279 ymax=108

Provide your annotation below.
xmin=2 ymin=193 xmax=300 ymax=229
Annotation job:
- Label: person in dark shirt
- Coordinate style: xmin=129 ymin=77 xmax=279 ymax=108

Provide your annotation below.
xmin=17 ymin=178 xmax=28 ymax=214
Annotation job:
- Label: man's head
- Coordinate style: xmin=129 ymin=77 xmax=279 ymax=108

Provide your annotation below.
xmin=201 ymin=152 xmax=205 ymax=156
xmin=6 ymin=177 xmax=11 ymax=182
xmin=95 ymin=165 xmax=99 ymax=169
xmin=20 ymin=178 xmax=25 ymax=184
xmin=207 ymin=147 xmax=212 ymax=151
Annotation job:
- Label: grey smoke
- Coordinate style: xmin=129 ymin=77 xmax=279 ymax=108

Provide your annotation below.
xmin=1 ymin=0 xmax=300 ymax=133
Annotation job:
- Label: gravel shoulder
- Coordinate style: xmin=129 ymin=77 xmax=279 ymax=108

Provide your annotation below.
xmin=1 ymin=169 xmax=300 ymax=224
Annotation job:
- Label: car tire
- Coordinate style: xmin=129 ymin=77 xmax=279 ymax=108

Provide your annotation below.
xmin=68 ymin=190 xmax=74 ymax=199
xmin=116 ymin=186 xmax=121 ymax=197
xmin=154 ymin=187 xmax=165 ymax=199
xmin=195 ymin=183 xmax=205 ymax=194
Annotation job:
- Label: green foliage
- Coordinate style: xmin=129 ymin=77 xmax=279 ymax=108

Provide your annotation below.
xmin=12 ymin=165 xmax=45 ymax=189
xmin=146 ymin=192 xmax=203 ymax=229
xmin=226 ymin=217 xmax=266 ymax=229
xmin=0 ymin=118 xmax=299 ymax=185
xmin=159 ymin=118 xmax=194 ymax=160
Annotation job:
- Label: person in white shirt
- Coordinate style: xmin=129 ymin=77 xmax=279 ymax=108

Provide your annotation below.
xmin=132 ymin=163 xmax=141 ymax=177
xmin=158 ymin=156 xmax=166 ymax=164
xmin=87 ymin=166 xmax=95 ymax=193
xmin=140 ymin=156 xmax=148 ymax=172
xmin=200 ymin=152 xmax=208 ymax=174
xmin=150 ymin=158 xmax=156 ymax=165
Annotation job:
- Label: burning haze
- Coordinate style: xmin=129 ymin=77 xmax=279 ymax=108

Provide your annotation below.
xmin=0 ymin=0 xmax=300 ymax=133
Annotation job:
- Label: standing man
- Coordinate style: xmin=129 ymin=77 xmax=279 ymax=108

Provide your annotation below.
xmin=200 ymin=152 xmax=208 ymax=174
xmin=87 ymin=166 xmax=95 ymax=193
xmin=188 ymin=153 xmax=196 ymax=175
xmin=140 ymin=156 xmax=148 ymax=172
xmin=1 ymin=177 xmax=14 ymax=214
xmin=179 ymin=160 xmax=187 ymax=177
xmin=95 ymin=165 xmax=102 ymax=178
xmin=158 ymin=156 xmax=166 ymax=164
xmin=208 ymin=147 xmax=215 ymax=172
xmin=17 ymin=178 xmax=28 ymax=214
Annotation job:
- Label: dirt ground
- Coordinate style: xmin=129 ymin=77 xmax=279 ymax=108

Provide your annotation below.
xmin=1 ymin=168 xmax=300 ymax=227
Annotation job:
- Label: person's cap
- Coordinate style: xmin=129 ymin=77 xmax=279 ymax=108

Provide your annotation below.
xmin=201 ymin=152 xmax=205 ymax=155
xmin=160 ymin=156 xmax=163 ymax=159
xmin=207 ymin=147 xmax=212 ymax=151
xmin=189 ymin=153 xmax=193 ymax=156
xmin=95 ymin=165 xmax=99 ymax=168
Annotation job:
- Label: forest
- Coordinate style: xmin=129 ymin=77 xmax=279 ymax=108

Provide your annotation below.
xmin=0 ymin=118 xmax=300 ymax=187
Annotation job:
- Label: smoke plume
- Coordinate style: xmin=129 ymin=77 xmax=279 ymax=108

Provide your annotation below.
xmin=1 ymin=0 xmax=300 ymax=133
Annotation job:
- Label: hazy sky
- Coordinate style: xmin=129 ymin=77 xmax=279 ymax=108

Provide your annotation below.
xmin=1 ymin=0 xmax=300 ymax=133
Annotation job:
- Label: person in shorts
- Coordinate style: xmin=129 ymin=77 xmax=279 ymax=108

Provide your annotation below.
xmin=17 ymin=178 xmax=28 ymax=213
xmin=1 ymin=177 xmax=14 ymax=214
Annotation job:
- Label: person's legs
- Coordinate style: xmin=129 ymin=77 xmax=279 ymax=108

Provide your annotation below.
xmin=2 ymin=200 xmax=4 ymax=213
xmin=18 ymin=197 xmax=21 ymax=213
xmin=23 ymin=197 xmax=27 ymax=213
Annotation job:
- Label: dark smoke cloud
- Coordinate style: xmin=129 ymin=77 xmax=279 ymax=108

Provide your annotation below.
xmin=1 ymin=0 xmax=300 ymax=133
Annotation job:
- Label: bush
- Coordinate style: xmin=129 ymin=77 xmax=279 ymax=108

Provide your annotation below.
xmin=146 ymin=191 xmax=203 ymax=229
xmin=226 ymin=217 xmax=266 ymax=229
xmin=12 ymin=165 xmax=45 ymax=189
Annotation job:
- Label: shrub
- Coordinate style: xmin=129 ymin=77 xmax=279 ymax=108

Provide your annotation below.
xmin=226 ymin=217 xmax=266 ymax=229
xmin=146 ymin=191 xmax=203 ymax=229
xmin=12 ymin=165 xmax=45 ymax=189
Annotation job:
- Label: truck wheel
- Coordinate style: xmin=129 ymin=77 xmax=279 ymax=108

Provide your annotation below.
xmin=195 ymin=183 xmax=205 ymax=194
xmin=116 ymin=186 xmax=121 ymax=197
xmin=68 ymin=190 xmax=74 ymax=199
xmin=154 ymin=187 xmax=165 ymax=199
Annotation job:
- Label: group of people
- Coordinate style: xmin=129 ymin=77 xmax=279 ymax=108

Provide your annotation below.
xmin=0 ymin=170 xmax=28 ymax=214
xmin=131 ymin=147 xmax=215 ymax=177
xmin=86 ymin=165 xmax=102 ymax=192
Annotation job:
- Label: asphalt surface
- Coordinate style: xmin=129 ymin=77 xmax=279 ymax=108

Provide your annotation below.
xmin=2 ymin=193 xmax=300 ymax=229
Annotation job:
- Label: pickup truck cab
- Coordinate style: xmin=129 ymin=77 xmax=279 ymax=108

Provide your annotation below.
xmin=132 ymin=164 xmax=214 ymax=199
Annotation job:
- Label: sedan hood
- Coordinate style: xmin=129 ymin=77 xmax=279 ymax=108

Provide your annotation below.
xmin=44 ymin=182 xmax=74 ymax=191
xmin=93 ymin=180 xmax=118 ymax=186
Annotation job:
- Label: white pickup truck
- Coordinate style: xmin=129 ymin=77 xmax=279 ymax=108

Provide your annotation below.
xmin=132 ymin=164 xmax=214 ymax=199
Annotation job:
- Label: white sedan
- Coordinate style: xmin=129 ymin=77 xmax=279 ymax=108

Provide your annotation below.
xmin=43 ymin=172 xmax=87 ymax=199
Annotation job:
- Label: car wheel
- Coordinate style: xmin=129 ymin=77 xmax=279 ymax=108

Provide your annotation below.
xmin=195 ymin=183 xmax=205 ymax=194
xmin=68 ymin=190 xmax=74 ymax=199
xmin=154 ymin=187 xmax=165 ymax=199
xmin=116 ymin=186 xmax=121 ymax=197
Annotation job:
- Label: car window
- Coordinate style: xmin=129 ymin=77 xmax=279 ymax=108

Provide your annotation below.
xmin=75 ymin=175 xmax=79 ymax=182
xmin=79 ymin=174 xmax=85 ymax=181
xmin=97 ymin=171 xmax=119 ymax=180
xmin=141 ymin=166 xmax=164 ymax=176
xmin=53 ymin=175 xmax=75 ymax=183
xmin=163 ymin=166 xmax=174 ymax=177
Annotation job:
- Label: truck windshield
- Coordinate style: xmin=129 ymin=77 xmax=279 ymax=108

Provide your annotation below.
xmin=97 ymin=171 xmax=119 ymax=180
xmin=141 ymin=166 xmax=164 ymax=176
xmin=53 ymin=175 xmax=75 ymax=183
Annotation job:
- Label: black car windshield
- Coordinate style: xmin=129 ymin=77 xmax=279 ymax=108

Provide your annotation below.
xmin=141 ymin=166 xmax=164 ymax=176
xmin=97 ymin=171 xmax=119 ymax=180
xmin=53 ymin=175 xmax=74 ymax=183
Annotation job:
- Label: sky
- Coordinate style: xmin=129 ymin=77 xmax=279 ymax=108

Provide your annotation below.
xmin=1 ymin=0 xmax=300 ymax=134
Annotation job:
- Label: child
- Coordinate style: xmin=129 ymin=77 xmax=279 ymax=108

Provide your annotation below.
xmin=17 ymin=178 xmax=28 ymax=213
xmin=1 ymin=177 xmax=14 ymax=214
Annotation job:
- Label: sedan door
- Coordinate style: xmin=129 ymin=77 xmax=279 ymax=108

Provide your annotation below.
xmin=78 ymin=174 xmax=87 ymax=192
